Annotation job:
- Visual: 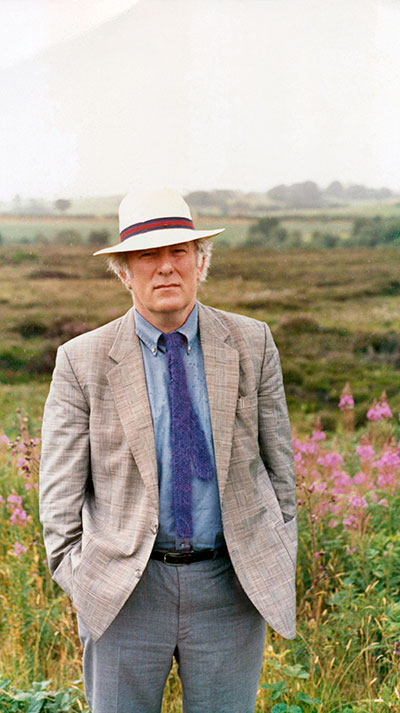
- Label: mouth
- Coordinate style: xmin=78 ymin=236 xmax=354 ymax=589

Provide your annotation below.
xmin=154 ymin=284 xmax=180 ymax=290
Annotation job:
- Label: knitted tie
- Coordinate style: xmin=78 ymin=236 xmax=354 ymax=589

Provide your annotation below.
xmin=163 ymin=331 xmax=214 ymax=539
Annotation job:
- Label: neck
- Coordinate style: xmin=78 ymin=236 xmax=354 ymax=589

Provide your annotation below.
xmin=135 ymin=301 xmax=196 ymax=333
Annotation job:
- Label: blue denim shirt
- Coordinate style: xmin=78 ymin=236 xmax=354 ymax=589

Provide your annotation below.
xmin=135 ymin=304 xmax=223 ymax=551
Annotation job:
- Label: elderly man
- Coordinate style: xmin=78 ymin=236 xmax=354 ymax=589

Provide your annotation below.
xmin=39 ymin=188 xmax=297 ymax=713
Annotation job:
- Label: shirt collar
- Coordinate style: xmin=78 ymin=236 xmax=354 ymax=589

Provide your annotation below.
xmin=134 ymin=303 xmax=198 ymax=356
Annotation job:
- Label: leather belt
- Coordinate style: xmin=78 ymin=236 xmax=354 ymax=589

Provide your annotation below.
xmin=150 ymin=544 xmax=228 ymax=566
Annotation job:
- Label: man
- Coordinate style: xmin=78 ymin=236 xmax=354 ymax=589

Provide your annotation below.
xmin=39 ymin=188 xmax=297 ymax=713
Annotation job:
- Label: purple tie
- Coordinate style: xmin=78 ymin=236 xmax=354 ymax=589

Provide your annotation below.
xmin=163 ymin=331 xmax=214 ymax=540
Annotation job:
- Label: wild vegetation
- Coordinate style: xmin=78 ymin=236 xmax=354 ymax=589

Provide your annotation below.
xmin=0 ymin=210 xmax=399 ymax=711
xmin=1 ymin=396 xmax=399 ymax=712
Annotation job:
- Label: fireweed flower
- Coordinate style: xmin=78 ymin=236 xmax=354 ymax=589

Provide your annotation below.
xmin=317 ymin=452 xmax=344 ymax=469
xmin=339 ymin=383 xmax=354 ymax=411
xmin=12 ymin=542 xmax=27 ymax=558
xmin=367 ymin=401 xmax=382 ymax=421
xmin=7 ymin=494 xmax=30 ymax=526
xmin=367 ymin=392 xmax=393 ymax=421
xmin=356 ymin=442 xmax=375 ymax=462
xmin=10 ymin=506 xmax=30 ymax=526
xmin=7 ymin=494 xmax=22 ymax=507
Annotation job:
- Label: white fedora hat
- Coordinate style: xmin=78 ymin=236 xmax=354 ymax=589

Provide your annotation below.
xmin=93 ymin=188 xmax=225 ymax=255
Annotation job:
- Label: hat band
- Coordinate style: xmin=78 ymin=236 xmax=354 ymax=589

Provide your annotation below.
xmin=120 ymin=216 xmax=195 ymax=242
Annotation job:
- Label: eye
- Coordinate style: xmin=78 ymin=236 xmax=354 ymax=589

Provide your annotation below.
xmin=140 ymin=251 xmax=157 ymax=259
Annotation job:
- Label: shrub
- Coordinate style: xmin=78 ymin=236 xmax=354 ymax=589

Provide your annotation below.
xmin=88 ymin=229 xmax=110 ymax=246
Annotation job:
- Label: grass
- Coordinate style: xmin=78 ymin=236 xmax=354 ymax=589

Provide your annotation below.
xmin=1 ymin=242 xmax=400 ymax=434
xmin=0 ymin=214 xmax=400 ymax=710
xmin=1 ymin=408 xmax=400 ymax=711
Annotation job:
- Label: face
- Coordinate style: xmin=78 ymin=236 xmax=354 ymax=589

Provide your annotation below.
xmin=123 ymin=241 xmax=205 ymax=331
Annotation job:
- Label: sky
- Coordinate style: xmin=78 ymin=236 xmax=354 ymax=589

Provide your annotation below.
xmin=1 ymin=0 xmax=400 ymax=200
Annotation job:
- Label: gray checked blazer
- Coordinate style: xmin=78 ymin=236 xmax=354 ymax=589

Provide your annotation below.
xmin=39 ymin=303 xmax=297 ymax=641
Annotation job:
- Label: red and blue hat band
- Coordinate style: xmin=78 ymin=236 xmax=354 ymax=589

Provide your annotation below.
xmin=120 ymin=216 xmax=195 ymax=243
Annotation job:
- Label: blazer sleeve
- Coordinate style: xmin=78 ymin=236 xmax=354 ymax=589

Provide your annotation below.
xmin=39 ymin=344 xmax=90 ymax=598
xmin=257 ymin=323 xmax=296 ymax=522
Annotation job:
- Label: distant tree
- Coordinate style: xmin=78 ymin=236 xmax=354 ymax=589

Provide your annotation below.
xmin=185 ymin=191 xmax=214 ymax=207
xmin=267 ymin=181 xmax=323 ymax=208
xmin=286 ymin=181 xmax=323 ymax=208
xmin=246 ymin=216 xmax=288 ymax=246
xmin=325 ymin=181 xmax=344 ymax=198
xmin=88 ymin=229 xmax=110 ymax=246
xmin=54 ymin=199 xmax=71 ymax=213
xmin=267 ymin=184 xmax=289 ymax=203
xmin=310 ymin=231 xmax=340 ymax=248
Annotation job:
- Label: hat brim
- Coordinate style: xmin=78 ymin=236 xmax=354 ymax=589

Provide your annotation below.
xmin=93 ymin=227 xmax=225 ymax=256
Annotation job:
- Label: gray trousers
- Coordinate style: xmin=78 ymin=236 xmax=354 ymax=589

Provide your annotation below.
xmin=77 ymin=553 xmax=266 ymax=713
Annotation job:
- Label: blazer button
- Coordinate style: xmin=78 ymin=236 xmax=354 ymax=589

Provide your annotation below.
xmin=135 ymin=568 xmax=142 ymax=578
xmin=151 ymin=524 xmax=158 ymax=534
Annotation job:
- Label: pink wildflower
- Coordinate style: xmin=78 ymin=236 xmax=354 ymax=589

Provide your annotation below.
xmin=380 ymin=401 xmax=393 ymax=418
xmin=1 ymin=434 xmax=10 ymax=445
xmin=353 ymin=472 xmax=366 ymax=484
xmin=367 ymin=392 xmax=393 ymax=421
xmin=7 ymin=494 xmax=22 ymax=507
xmin=367 ymin=401 xmax=382 ymax=421
xmin=12 ymin=542 xmax=27 ymax=558
xmin=343 ymin=514 xmax=358 ymax=529
xmin=356 ymin=443 xmax=375 ymax=462
xmin=0 ymin=494 xmax=5 ymax=504
xmin=339 ymin=383 xmax=354 ymax=411
xmin=317 ymin=452 xmax=344 ymax=469
xmin=378 ymin=498 xmax=389 ymax=507
xmin=339 ymin=394 xmax=354 ymax=411
xmin=312 ymin=429 xmax=326 ymax=442
xmin=348 ymin=494 xmax=368 ymax=509
xmin=10 ymin=506 xmax=30 ymax=526
xmin=376 ymin=450 xmax=400 ymax=469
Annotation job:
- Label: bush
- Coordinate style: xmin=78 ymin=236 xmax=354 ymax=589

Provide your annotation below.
xmin=88 ymin=229 xmax=110 ymax=246
xmin=246 ymin=217 xmax=288 ymax=246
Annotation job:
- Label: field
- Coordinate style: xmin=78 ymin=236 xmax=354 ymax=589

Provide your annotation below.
xmin=0 ymin=213 xmax=400 ymax=712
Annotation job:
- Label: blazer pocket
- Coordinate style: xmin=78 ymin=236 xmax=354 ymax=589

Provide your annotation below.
xmin=275 ymin=516 xmax=298 ymax=567
xmin=236 ymin=392 xmax=258 ymax=411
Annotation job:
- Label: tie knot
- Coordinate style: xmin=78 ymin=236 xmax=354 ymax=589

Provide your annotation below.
xmin=163 ymin=331 xmax=185 ymax=352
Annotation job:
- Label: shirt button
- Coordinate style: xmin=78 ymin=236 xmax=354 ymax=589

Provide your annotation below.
xmin=135 ymin=568 xmax=142 ymax=578
xmin=151 ymin=523 xmax=158 ymax=534
xmin=187 ymin=345 xmax=191 ymax=353
xmin=151 ymin=346 xmax=157 ymax=355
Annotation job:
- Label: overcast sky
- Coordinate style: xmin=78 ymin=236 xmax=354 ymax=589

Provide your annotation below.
xmin=1 ymin=0 xmax=400 ymax=200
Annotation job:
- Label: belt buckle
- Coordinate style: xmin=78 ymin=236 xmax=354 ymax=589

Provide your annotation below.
xmin=163 ymin=551 xmax=185 ymax=566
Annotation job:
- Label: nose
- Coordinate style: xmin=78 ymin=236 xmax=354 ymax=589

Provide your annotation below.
xmin=157 ymin=248 xmax=174 ymax=274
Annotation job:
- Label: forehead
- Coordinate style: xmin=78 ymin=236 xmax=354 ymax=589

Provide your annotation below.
xmin=128 ymin=241 xmax=196 ymax=258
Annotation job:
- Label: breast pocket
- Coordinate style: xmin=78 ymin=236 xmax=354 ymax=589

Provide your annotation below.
xmin=236 ymin=391 xmax=258 ymax=412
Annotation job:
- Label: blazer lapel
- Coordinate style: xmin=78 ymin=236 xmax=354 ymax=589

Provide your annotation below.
xmin=107 ymin=309 xmax=159 ymax=509
xmin=198 ymin=303 xmax=239 ymax=501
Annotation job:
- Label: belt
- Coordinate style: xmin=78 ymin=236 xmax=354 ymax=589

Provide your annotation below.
xmin=150 ymin=543 xmax=228 ymax=566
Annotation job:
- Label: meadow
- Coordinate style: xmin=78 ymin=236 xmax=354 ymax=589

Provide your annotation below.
xmin=0 ymin=212 xmax=400 ymax=711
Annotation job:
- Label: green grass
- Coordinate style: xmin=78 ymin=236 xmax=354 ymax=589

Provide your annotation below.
xmin=1 ymin=240 xmax=400 ymax=433
xmin=1 ymin=410 xmax=400 ymax=712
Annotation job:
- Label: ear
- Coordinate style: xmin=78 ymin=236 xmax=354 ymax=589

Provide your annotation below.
xmin=197 ymin=256 xmax=206 ymax=281
xmin=119 ymin=269 xmax=131 ymax=287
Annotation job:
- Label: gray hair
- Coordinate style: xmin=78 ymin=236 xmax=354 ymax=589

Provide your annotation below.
xmin=106 ymin=238 xmax=213 ymax=289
